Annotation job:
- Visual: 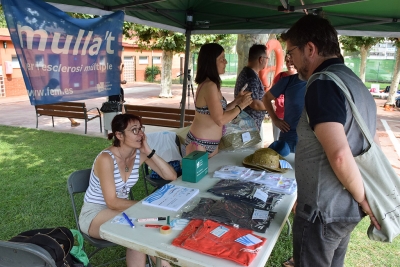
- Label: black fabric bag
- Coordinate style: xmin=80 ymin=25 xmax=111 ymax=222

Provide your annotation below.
xmin=100 ymin=101 xmax=121 ymax=113
xmin=9 ymin=227 xmax=82 ymax=267
xmin=108 ymin=87 xmax=125 ymax=103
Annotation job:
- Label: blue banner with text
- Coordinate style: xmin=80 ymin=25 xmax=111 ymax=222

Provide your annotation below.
xmin=2 ymin=0 xmax=123 ymax=105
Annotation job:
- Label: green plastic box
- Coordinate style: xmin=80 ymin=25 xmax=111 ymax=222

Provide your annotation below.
xmin=182 ymin=151 xmax=208 ymax=183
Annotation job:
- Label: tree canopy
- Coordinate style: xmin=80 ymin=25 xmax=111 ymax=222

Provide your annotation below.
xmin=0 ymin=5 xmax=7 ymax=28
xmin=131 ymin=24 xmax=236 ymax=54
xmin=339 ymin=36 xmax=385 ymax=82
xmin=339 ymin=36 xmax=384 ymax=54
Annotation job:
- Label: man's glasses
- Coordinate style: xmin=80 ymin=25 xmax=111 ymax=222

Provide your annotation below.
xmin=286 ymin=46 xmax=298 ymax=56
xmin=261 ymin=56 xmax=269 ymax=60
xmin=127 ymin=126 xmax=145 ymax=135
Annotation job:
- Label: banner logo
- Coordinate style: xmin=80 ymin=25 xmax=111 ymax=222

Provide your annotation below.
xmin=3 ymin=0 xmax=124 ymax=105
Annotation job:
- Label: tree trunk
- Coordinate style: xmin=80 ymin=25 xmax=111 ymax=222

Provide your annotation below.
xmin=359 ymin=46 xmax=368 ymax=83
xmin=159 ymin=50 xmax=173 ymax=98
xmin=236 ymin=34 xmax=269 ymax=76
xmin=386 ymin=47 xmax=400 ymax=106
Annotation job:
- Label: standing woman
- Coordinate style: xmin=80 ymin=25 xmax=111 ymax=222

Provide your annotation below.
xmin=271 ymin=54 xmax=297 ymax=141
xmin=185 ymin=43 xmax=253 ymax=158
xmin=79 ymin=114 xmax=176 ymax=267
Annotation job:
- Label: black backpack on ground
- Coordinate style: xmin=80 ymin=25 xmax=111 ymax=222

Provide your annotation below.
xmin=9 ymin=227 xmax=81 ymax=267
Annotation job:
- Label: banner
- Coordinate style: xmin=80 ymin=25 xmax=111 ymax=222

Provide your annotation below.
xmin=2 ymin=0 xmax=123 ymax=105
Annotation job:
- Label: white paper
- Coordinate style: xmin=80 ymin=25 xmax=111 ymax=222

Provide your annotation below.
xmin=279 ymin=160 xmax=293 ymax=169
xmin=242 ymin=132 xmax=251 ymax=142
xmin=244 ymin=171 xmax=265 ymax=181
xmin=253 ymin=188 xmax=268 ymax=202
xmin=211 ymin=225 xmax=229 ymax=237
xmin=252 ymin=209 xmax=269 ymax=220
xmin=170 ymin=219 xmax=190 ymax=230
xmin=213 ymin=165 xmax=251 ymax=179
xmin=142 ymin=184 xmax=199 ymax=211
xmin=257 ymin=174 xmax=282 ymax=187
xmin=235 ymin=234 xmax=263 ymax=246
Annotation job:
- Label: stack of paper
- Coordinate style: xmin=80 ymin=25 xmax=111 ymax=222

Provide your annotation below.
xmin=256 ymin=175 xmax=297 ymax=194
xmin=142 ymin=184 xmax=199 ymax=211
xmin=213 ymin=165 xmax=252 ymax=179
xmin=213 ymin=165 xmax=297 ymax=194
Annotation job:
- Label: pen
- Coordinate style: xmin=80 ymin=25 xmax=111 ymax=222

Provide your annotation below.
xmin=122 ymin=212 xmax=135 ymax=228
xmin=137 ymin=217 xmax=167 ymax=222
xmin=143 ymin=224 xmax=163 ymax=228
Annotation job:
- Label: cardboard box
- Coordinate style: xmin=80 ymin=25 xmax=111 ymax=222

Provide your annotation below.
xmin=182 ymin=151 xmax=208 ymax=183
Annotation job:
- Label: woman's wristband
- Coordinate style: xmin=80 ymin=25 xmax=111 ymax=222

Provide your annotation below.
xmin=235 ymin=105 xmax=242 ymax=113
xmin=147 ymin=149 xmax=156 ymax=159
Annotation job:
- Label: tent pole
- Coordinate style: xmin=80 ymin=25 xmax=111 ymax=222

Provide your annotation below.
xmin=179 ymin=30 xmax=191 ymax=128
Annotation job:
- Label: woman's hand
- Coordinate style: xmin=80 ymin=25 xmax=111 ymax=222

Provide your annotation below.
xmin=236 ymin=91 xmax=253 ymax=109
xmin=139 ymin=133 xmax=152 ymax=155
xmin=237 ymin=84 xmax=248 ymax=96
xmin=273 ymin=118 xmax=290 ymax=132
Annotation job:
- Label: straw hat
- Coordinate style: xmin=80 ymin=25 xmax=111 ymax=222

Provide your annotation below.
xmin=243 ymin=148 xmax=288 ymax=173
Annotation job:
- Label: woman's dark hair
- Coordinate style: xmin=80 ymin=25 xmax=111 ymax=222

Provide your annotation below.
xmin=281 ymin=14 xmax=340 ymax=58
xmin=107 ymin=113 xmax=142 ymax=147
xmin=195 ymin=43 xmax=224 ymax=90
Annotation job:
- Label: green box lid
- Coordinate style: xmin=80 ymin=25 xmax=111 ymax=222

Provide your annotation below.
xmin=183 ymin=151 xmax=207 ymax=160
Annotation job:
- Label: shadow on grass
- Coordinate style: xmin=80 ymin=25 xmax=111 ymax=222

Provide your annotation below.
xmin=1 ymin=126 xmax=398 ymax=267
xmin=0 ymin=126 xmax=150 ymax=266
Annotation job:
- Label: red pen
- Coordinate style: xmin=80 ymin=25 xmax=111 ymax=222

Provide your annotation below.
xmin=144 ymin=224 xmax=163 ymax=228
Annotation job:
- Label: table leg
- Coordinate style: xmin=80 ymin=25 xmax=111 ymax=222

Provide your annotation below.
xmin=156 ymin=257 xmax=161 ymax=267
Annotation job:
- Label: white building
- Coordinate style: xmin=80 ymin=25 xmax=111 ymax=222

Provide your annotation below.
xmin=369 ymin=41 xmax=397 ymax=59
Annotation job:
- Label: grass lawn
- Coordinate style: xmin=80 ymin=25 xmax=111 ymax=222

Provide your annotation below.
xmin=0 ymin=125 xmax=399 ymax=266
xmin=221 ymin=78 xmax=237 ymax=88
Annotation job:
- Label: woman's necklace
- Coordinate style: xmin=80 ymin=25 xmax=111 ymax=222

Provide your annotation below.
xmin=117 ymin=147 xmax=133 ymax=172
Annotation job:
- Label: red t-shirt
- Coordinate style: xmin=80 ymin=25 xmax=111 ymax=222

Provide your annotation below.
xmin=172 ymin=219 xmax=267 ymax=266
xmin=271 ymin=72 xmax=290 ymax=119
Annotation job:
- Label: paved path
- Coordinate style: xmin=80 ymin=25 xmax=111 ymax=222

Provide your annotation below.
xmin=0 ymin=82 xmax=198 ymax=137
xmin=0 ymin=83 xmax=399 ymax=175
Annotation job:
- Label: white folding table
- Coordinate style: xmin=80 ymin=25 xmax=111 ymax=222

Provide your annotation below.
xmin=100 ymin=150 xmax=297 ymax=267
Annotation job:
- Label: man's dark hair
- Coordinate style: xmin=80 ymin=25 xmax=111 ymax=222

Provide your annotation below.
xmin=248 ymin=44 xmax=267 ymax=62
xmin=281 ymin=15 xmax=340 ymax=57
xmin=195 ymin=43 xmax=224 ymax=90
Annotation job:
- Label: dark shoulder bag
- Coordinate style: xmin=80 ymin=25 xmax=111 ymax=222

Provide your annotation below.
xmin=9 ymin=227 xmax=82 ymax=267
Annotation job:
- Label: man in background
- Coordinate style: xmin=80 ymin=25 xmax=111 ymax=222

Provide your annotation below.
xmin=234 ymin=44 xmax=268 ymax=131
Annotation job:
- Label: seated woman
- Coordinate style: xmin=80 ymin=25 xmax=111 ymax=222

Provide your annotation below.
xmin=185 ymin=43 xmax=253 ymax=158
xmin=79 ymin=113 xmax=176 ymax=267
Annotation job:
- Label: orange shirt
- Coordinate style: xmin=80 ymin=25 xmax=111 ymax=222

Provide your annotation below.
xmin=172 ymin=219 xmax=267 ymax=266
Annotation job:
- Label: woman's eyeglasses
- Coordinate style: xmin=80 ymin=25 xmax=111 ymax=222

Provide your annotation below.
xmin=127 ymin=126 xmax=145 ymax=135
